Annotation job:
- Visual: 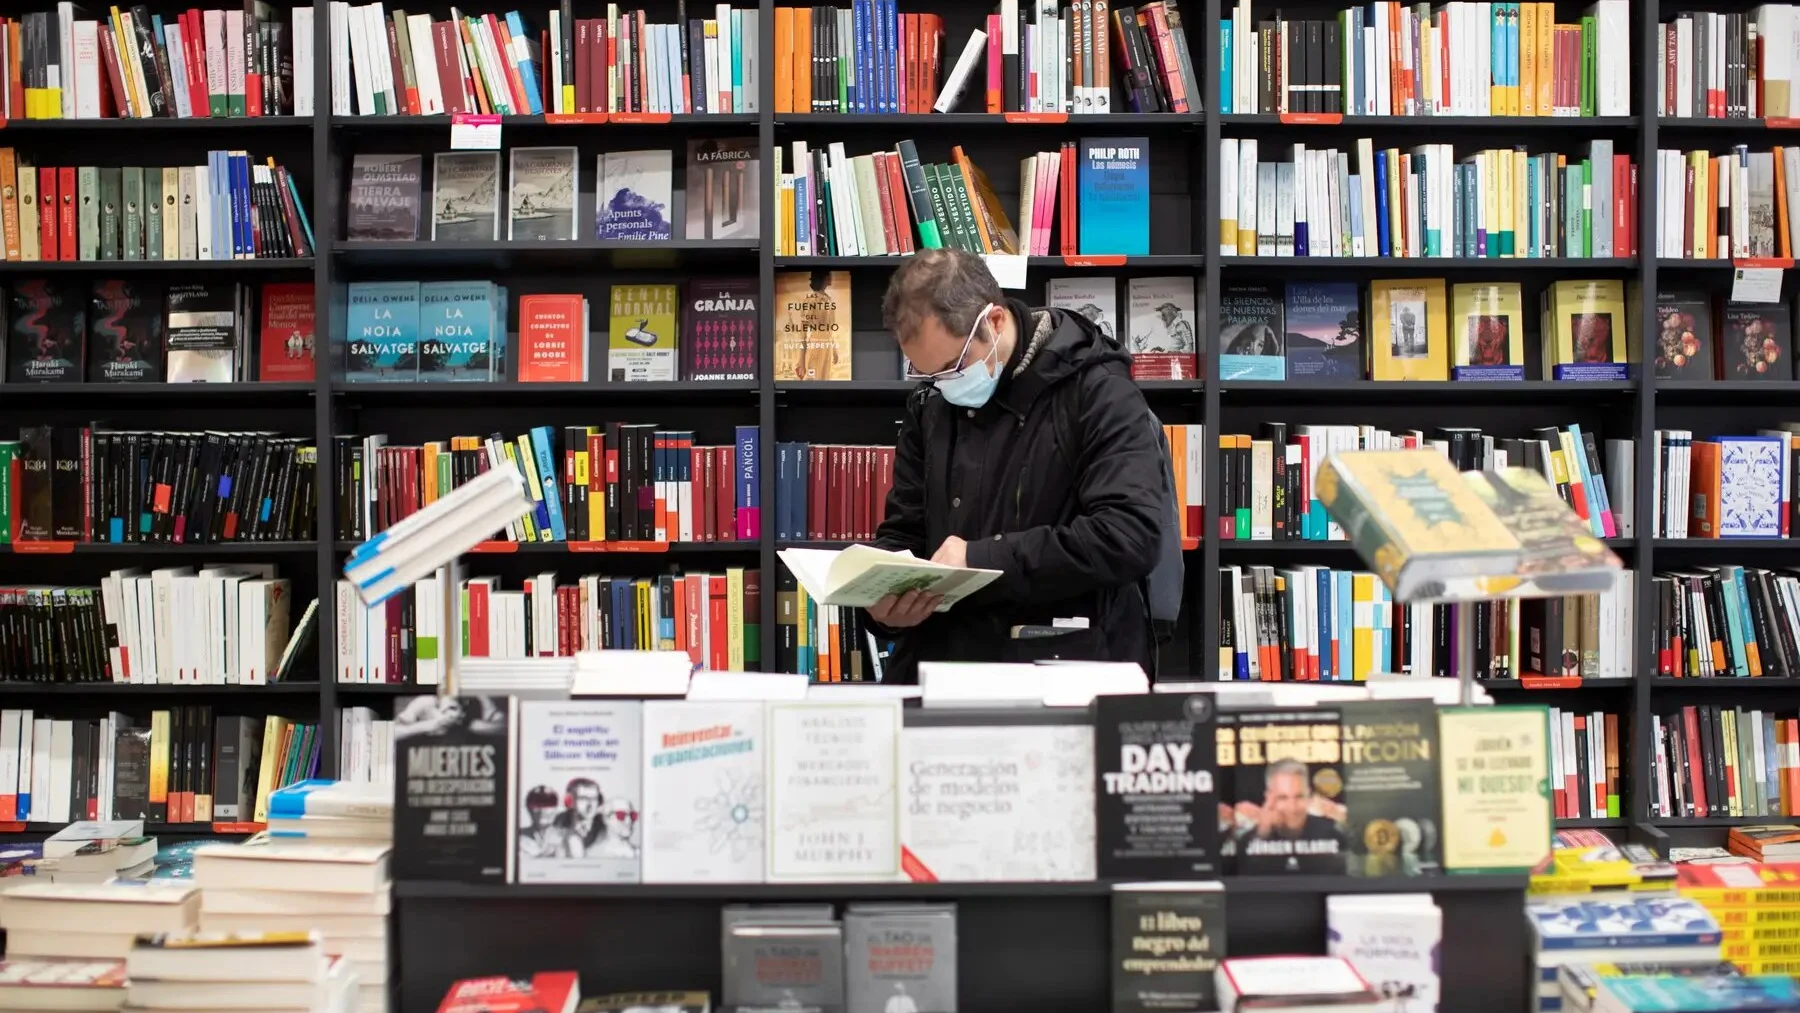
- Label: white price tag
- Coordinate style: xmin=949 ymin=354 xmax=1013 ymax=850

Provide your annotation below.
xmin=449 ymin=113 xmax=502 ymax=151
xmin=981 ymin=253 xmax=1030 ymax=290
xmin=1731 ymin=266 xmax=1785 ymax=303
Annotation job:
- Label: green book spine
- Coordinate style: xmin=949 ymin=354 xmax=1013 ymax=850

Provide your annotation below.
xmin=144 ymin=169 xmax=163 ymax=262
xmin=943 ymin=164 xmax=982 ymax=253
xmin=121 ymin=167 xmax=143 ymax=261
xmin=924 ymin=164 xmax=964 ymax=251
xmin=78 ymin=166 xmax=100 ymax=261
xmin=98 ymin=167 xmax=122 ymax=261
xmin=1580 ymin=16 xmax=1596 ymax=117
xmin=1581 ymin=160 xmax=1593 ymax=257
xmin=0 ymin=442 xmax=16 ymax=542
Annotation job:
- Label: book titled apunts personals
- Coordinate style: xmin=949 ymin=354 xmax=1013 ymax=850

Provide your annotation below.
xmin=1094 ymin=693 xmax=1220 ymax=880
xmin=393 ymin=695 xmax=515 ymax=884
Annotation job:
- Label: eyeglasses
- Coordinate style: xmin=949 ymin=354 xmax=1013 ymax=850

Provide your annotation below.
xmin=903 ymin=303 xmax=992 ymax=383
xmin=610 ymin=809 xmax=639 ymax=822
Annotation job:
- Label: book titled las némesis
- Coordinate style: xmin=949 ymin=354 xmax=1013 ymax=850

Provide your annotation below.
xmin=1338 ymin=699 xmax=1441 ymax=877
xmin=436 ymin=970 xmax=580 ymax=1013
xmin=1111 ymin=883 xmax=1226 ymax=1013
xmin=87 ymin=280 xmax=164 ymax=383
xmin=1077 ymin=137 xmax=1150 ymax=256
xmin=347 ymin=154 xmax=423 ymax=241
xmin=418 ymin=281 xmax=499 ymax=382
xmin=8 ymin=280 xmax=85 ymax=383
xmin=683 ymin=278 xmax=757 ymax=382
xmin=1094 ymin=693 xmax=1220 ymax=879
xmin=345 ymin=281 xmax=422 ymax=381
xmin=1223 ymin=708 xmax=1349 ymax=875
xmin=1284 ymin=282 xmax=1361 ymax=378
xmin=394 ymin=695 xmax=516 ymax=884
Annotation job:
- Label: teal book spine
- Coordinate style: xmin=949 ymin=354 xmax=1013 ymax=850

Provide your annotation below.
xmin=344 ymin=280 xmax=422 ymax=381
xmin=418 ymin=281 xmax=496 ymax=382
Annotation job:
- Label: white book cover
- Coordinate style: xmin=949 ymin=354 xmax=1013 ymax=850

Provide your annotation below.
xmin=1125 ymin=276 xmax=1198 ymax=358
xmin=640 ymin=701 xmax=766 ymax=884
xmin=766 ymin=700 xmax=900 ymax=882
xmin=596 ymin=150 xmax=674 ymax=241
xmin=1327 ymin=895 xmax=1441 ymax=1013
xmin=1044 ymin=278 xmax=1117 ymax=345
xmin=899 ymin=723 xmax=1095 ymax=882
xmin=515 ymin=700 xmax=643 ymax=883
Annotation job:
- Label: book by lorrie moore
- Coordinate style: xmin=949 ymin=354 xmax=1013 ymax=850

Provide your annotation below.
xmin=430 ymin=152 xmax=501 ymax=242
xmin=257 ymin=282 xmax=315 ymax=382
xmin=596 ymin=150 xmax=674 ymax=241
xmin=1218 ymin=283 xmax=1285 ymax=381
xmin=507 ymin=147 xmax=579 ymax=242
xmin=87 ymin=280 xmax=164 ymax=383
xmin=607 ymin=284 xmax=678 ymax=382
xmin=1077 ymin=136 xmax=1150 ymax=256
xmin=774 ymin=271 xmax=852 ymax=381
xmin=685 ymin=137 xmax=760 ymax=242
xmin=1283 ymin=281 xmax=1361 ymax=378
xmin=518 ymin=294 xmax=590 ymax=382
xmin=346 ymin=154 xmax=422 ymax=241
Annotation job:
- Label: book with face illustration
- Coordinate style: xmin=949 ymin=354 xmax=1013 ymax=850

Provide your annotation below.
xmin=515 ymin=700 xmax=643 ymax=883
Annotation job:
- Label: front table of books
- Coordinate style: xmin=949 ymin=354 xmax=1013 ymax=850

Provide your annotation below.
xmin=391 ymin=684 xmax=1545 ymax=1013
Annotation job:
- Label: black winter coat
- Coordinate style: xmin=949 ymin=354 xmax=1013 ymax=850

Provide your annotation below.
xmin=870 ymin=298 xmax=1165 ymax=682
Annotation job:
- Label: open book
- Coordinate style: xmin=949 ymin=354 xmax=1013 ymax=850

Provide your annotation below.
xmin=777 ymin=544 xmax=1001 ymax=610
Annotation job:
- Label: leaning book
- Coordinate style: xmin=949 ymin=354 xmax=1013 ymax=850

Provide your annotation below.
xmin=777 ymin=545 xmax=1000 ymax=610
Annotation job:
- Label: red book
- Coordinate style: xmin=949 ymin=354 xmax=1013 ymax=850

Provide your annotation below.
xmin=257 ymin=282 xmax=315 ymax=381
xmin=587 ymin=432 xmax=606 ymax=540
xmin=433 ymin=21 xmax=467 ymax=114
xmin=871 ymin=152 xmax=901 ymax=253
xmin=516 ymin=294 xmax=588 ymax=382
xmin=713 ymin=445 xmax=733 ymax=541
xmin=684 ymin=575 xmax=703 ymax=665
xmin=1682 ymin=706 xmax=1707 ymax=817
xmin=575 ymin=18 xmax=591 ymax=112
xmin=435 ymin=972 xmax=579 ymax=1013
xmin=596 ymin=15 xmax=610 ymax=114
xmin=808 ymin=445 xmax=826 ymax=540
xmin=35 ymin=166 xmax=54 ymax=261
xmin=695 ymin=446 xmax=713 ymax=540
xmin=985 ymin=14 xmax=1002 ymax=112
xmin=57 ymin=166 xmax=75 ymax=260
xmin=707 ymin=574 xmax=729 ymax=670
xmin=884 ymin=154 xmax=915 ymax=254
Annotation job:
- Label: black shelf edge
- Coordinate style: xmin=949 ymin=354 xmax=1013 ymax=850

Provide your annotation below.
xmin=0 ymin=116 xmax=312 ymax=130
xmin=0 ymin=681 xmax=321 ymax=695
xmin=1658 ymin=117 xmax=1795 ymax=131
xmin=335 ymin=380 xmax=760 ymax=398
xmin=1220 ymin=115 xmax=1640 ymax=129
xmin=7 ymin=821 xmax=260 ymax=834
xmin=1654 ymin=258 xmax=1736 ymax=269
xmin=1218 ymin=538 xmax=1637 ymax=553
xmin=330 ymin=114 xmax=759 ymax=127
xmin=0 ymin=382 xmax=315 ymax=399
xmin=1644 ymin=817 xmax=1771 ymax=828
xmin=1553 ymin=817 xmax=1631 ymax=829
xmin=395 ymin=874 xmax=1528 ymax=900
xmin=775 ymin=113 xmax=1204 ymax=126
xmin=333 ymin=540 xmax=761 ymax=554
xmin=1480 ymin=678 xmax=1638 ymax=690
xmin=1220 ymin=379 xmax=1637 ymax=398
xmin=1650 ymin=678 xmax=1800 ymax=689
xmin=4 ymin=540 xmax=319 ymax=554
xmin=1654 ymin=380 xmax=1800 ymax=398
xmin=334 ymin=240 xmax=760 ymax=255
xmin=1219 ymin=256 xmax=1637 ymax=270
xmin=772 ymin=255 xmax=1205 ymax=268
xmin=335 ymin=683 xmax=432 ymax=696
xmin=774 ymin=380 xmax=1202 ymax=395
xmin=1654 ymin=538 xmax=1800 ymax=550
xmin=0 ymin=257 xmax=313 ymax=273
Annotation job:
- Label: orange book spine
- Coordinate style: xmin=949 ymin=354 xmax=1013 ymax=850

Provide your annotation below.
xmin=0 ymin=148 xmax=19 ymax=262
xmin=773 ymin=7 xmax=794 ymax=113
xmin=794 ymin=7 xmax=812 ymax=113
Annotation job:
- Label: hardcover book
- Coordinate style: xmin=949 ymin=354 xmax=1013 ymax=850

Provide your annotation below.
xmin=1716 ymin=436 xmax=1787 ymax=538
xmin=344 ymin=281 xmax=422 ymax=381
xmin=392 ymin=695 xmax=515 ymax=884
xmin=163 ymin=283 xmax=238 ymax=383
xmin=257 ymin=282 xmax=315 ymax=382
xmin=1111 ymin=883 xmax=1226 ymax=1013
xmin=1326 ymin=894 xmax=1441 ymax=1013
xmin=1077 ymin=137 xmax=1150 ymax=256
xmin=844 ymin=904 xmax=957 ymax=1013
xmin=723 ymin=919 xmax=846 ymax=1013
xmin=596 ymin=150 xmax=674 ymax=241
xmin=1283 ymin=282 xmax=1361 ymax=378
xmin=346 ymin=154 xmax=422 ymax=241
xmin=1369 ymin=278 xmax=1449 ymax=381
xmin=774 ymin=271 xmax=852 ymax=381
xmin=640 ymin=701 xmax=765 ymax=884
xmin=1449 ymin=282 xmax=1524 ymax=380
xmin=87 ymin=280 xmax=163 ymax=383
xmin=900 ymin=723 xmax=1096 ymax=882
xmin=1218 ymin=283 xmax=1285 ymax=381
xmin=682 ymin=278 xmax=757 ymax=382
xmin=685 ymin=137 xmax=759 ymax=241
xmin=1124 ymin=276 xmax=1198 ymax=380
xmin=766 ymin=701 xmax=900 ymax=882
xmin=1338 ymin=699 xmax=1442 ymax=877
xmin=606 ymin=284 xmax=678 ymax=382
xmin=507 ymin=147 xmax=579 ymax=241
xmin=1094 ymin=693 xmax=1220 ymax=880
xmin=518 ymin=294 xmax=590 ymax=383
xmin=516 ymin=700 xmax=643 ymax=884
xmin=1222 ymin=708 xmax=1348 ymax=876
xmin=7 ymin=281 xmax=85 ymax=382
xmin=1653 ymin=291 xmax=1713 ymax=381
xmin=417 ymin=281 xmax=497 ymax=382
xmin=430 ymin=152 xmax=501 ymax=242
xmin=1046 ymin=277 xmax=1119 ymax=346
xmin=1719 ymin=303 xmax=1793 ymax=381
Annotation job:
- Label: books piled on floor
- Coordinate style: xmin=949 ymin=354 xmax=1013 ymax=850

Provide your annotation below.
xmin=194 ymin=841 xmax=392 ymax=1013
xmin=0 ymin=881 xmax=198 ymax=961
xmin=1529 ymin=896 xmax=1723 ymax=1013
xmin=0 ymin=956 xmax=127 ymax=1011
xmin=125 ymin=930 xmax=357 ymax=1013
xmin=1678 ymin=861 xmax=1800 ymax=975
xmin=37 ymin=821 xmax=157 ymax=883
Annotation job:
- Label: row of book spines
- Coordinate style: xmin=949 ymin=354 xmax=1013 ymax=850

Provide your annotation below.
xmin=1652 ymin=567 xmax=1800 ymax=681
xmin=1658 ymin=148 xmax=1800 ymax=262
xmin=771 ymin=6 xmax=943 ymax=115
xmin=775 ymin=570 xmax=884 ymax=682
xmin=1657 ymin=12 xmax=1768 ymax=120
xmin=770 ymin=442 xmax=894 ymax=544
xmin=1652 ymin=704 xmax=1798 ymax=819
xmin=1221 ymin=3 xmax=1615 ymax=117
xmin=1548 ymin=707 xmax=1622 ymax=820
xmin=780 ymin=142 xmax=1013 ymax=258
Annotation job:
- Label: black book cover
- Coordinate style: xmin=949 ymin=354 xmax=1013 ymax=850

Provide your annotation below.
xmin=1654 ymin=291 xmax=1712 ymax=379
xmin=49 ymin=425 xmax=82 ymax=540
xmin=1094 ymin=692 xmax=1220 ymax=879
xmin=88 ymin=280 xmax=164 ymax=383
xmin=1339 ymin=700 xmax=1441 ymax=877
xmin=113 ymin=720 xmax=152 ymax=820
xmin=1224 ymin=707 xmax=1348 ymax=875
xmin=7 ymin=280 xmax=84 ymax=382
xmin=683 ymin=278 xmax=758 ymax=381
xmin=1110 ymin=885 xmax=1225 ymax=1013
xmin=394 ymin=695 xmax=514 ymax=883
xmin=17 ymin=425 xmax=51 ymax=541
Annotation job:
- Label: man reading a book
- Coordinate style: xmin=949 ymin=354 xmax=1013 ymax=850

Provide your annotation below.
xmin=868 ymin=249 xmax=1166 ymax=680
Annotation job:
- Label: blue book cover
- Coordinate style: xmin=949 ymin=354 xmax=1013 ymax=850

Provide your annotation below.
xmin=1529 ymin=898 xmax=1721 ymax=950
xmin=1218 ymin=283 xmax=1286 ymax=380
xmin=736 ymin=425 xmax=760 ymax=540
xmin=1374 ymin=150 xmax=1391 ymax=256
xmin=1284 ymin=282 xmax=1362 ymax=378
xmin=418 ymin=281 xmax=497 ymax=382
xmin=504 ymin=12 xmax=545 ymax=115
xmin=1077 ymin=137 xmax=1150 ymax=256
xmin=345 ymin=281 xmax=421 ymax=381
xmin=530 ymin=426 xmax=566 ymax=541
xmin=1598 ymin=975 xmax=1800 ymax=1012
xmin=1219 ymin=24 xmax=1232 ymax=114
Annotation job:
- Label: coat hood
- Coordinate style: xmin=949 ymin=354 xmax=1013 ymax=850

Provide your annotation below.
xmin=996 ymin=297 xmax=1133 ymax=414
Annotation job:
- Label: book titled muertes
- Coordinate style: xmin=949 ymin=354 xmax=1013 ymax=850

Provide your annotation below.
xmin=393 ymin=695 xmax=516 ymax=884
xmin=640 ymin=701 xmax=765 ymax=884
xmin=437 ymin=971 xmax=580 ymax=1013
xmin=516 ymin=700 xmax=644 ymax=884
xmin=346 ymin=154 xmax=423 ymax=241
xmin=683 ymin=278 xmax=758 ymax=382
xmin=256 ymin=282 xmax=315 ymax=382
xmin=508 ymin=147 xmax=579 ymax=241
xmin=1218 ymin=283 xmax=1285 ymax=381
xmin=1223 ymin=708 xmax=1349 ymax=876
xmin=777 ymin=544 xmax=1000 ymax=611
xmin=1076 ymin=137 xmax=1149 ymax=256
xmin=1339 ymin=699 xmax=1442 ymax=877
xmin=1111 ymin=882 xmax=1226 ymax=1013
xmin=1125 ymin=277 xmax=1198 ymax=380
xmin=685 ymin=137 xmax=759 ymax=241
xmin=163 ymin=282 xmax=241 ymax=382
xmin=596 ymin=150 xmax=674 ymax=241
xmin=7 ymin=280 xmax=85 ymax=382
xmin=430 ymin=151 xmax=501 ymax=242
xmin=1094 ymin=693 xmax=1220 ymax=879
xmin=86 ymin=280 xmax=163 ymax=382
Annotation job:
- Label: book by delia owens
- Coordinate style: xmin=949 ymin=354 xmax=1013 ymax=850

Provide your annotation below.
xmin=1077 ymin=137 xmax=1150 ymax=255
xmin=774 ymin=271 xmax=852 ymax=381
xmin=516 ymin=700 xmax=644 ymax=883
xmin=1283 ymin=282 xmax=1361 ymax=378
xmin=685 ymin=137 xmax=759 ymax=241
xmin=640 ymin=701 xmax=765 ymax=884
xmin=417 ymin=281 xmax=498 ymax=381
xmin=87 ymin=280 xmax=164 ymax=383
xmin=7 ymin=281 xmax=85 ymax=382
xmin=344 ymin=281 xmax=421 ymax=381
xmin=392 ymin=695 xmax=516 ymax=884
xmin=683 ymin=278 xmax=758 ymax=382
xmin=1221 ymin=708 xmax=1349 ymax=876
xmin=607 ymin=284 xmax=678 ymax=382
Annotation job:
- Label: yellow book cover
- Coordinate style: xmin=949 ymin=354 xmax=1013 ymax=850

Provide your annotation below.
xmin=148 ymin=709 xmax=169 ymax=807
xmin=1450 ymin=282 xmax=1525 ymax=373
xmin=1438 ymin=706 xmax=1554 ymax=873
xmin=1384 ymin=148 xmax=1403 ymax=254
xmin=1351 ymin=572 xmax=1375 ymax=679
xmin=1368 ymin=278 xmax=1449 ymax=380
xmin=606 ymin=283 xmax=679 ymax=382
xmin=1537 ymin=6 xmax=1555 ymax=114
xmin=500 ymin=442 xmax=541 ymax=542
xmin=727 ymin=566 xmax=746 ymax=671
xmin=1520 ymin=2 xmax=1538 ymax=115
xmin=774 ymin=270 xmax=852 ymax=381
xmin=1544 ymin=279 xmax=1628 ymax=379
xmin=252 ymin=715 xmax=285 ymax=824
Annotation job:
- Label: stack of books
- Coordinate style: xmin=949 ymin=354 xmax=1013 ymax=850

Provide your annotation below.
xmin=0 ymin=880 xmax=198 ymax=961
xmin=1679 ymin=861 xmax=1800 ymax=975
xmin=1529 ymin=843 xmax=1678 ymax=899
xmin=0 ymin=957 xmax=127 ymax=1010
xmin=37 ymin=820 xmax=157 ymax=883
xmin=1529 ymin=897 xmax=1724 ymax=1013
xmin=341 ymin=462 xmax=535 ymax=609
xmin=125 ymin=931 xmax=357 ymax=1013
xmin=193 ymin=842 xmax=393 ymax=1013
xmin=266 ymin=780 xmax=394 ymax=846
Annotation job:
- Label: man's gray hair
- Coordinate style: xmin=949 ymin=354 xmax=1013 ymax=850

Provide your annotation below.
xmin=882 ymin=248 xmax=1004 ymax=341
xmin=1265 ymin=757 xmax=1311 ymax=791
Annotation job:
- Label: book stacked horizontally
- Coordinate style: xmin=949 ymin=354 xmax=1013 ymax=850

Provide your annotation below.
xmin=125 ymin=930 xmax=357 ymax=1013
xmin=193 ymin=842 xmax=392 ymax=1013
xmin=1558 ymin=961 xmax=1744 ymax=1013
xmin=1677 ymin=862 xmax=1800 ymax=976
xmin=1725 ymin=826 xmax=1800 ymax=862
xmin=1590 ymin=974 xmax=1800 ymax=1013
xmin=1529 ymin=897 xmax=1724 ymax=1013
xmin=342 ymin=462 xmax=534 ymax=609
xmin=1530 ymin=845 xmax=1680 ymax=899
xmin=0 ymin=881 xmax=198 ymax=961
xmin=35 ymin=821 xmax=156 ymax=884
xmin=266 ymin=780 xmax=394 ymax=847
xmin=1214 ymin=956 xmax=1383 ymax=1013
xmin=0 ymin=956 xmax=127 ymax=1011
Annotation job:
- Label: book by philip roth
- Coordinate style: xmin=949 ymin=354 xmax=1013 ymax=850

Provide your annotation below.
xmin=1077 ymin=137 xmax=1150 ymax=256
xmin=1284 ymin=282 xmax=1362 ymax=378
xmin=418 ymin=281 xmax=497 ymax=381
xmin=1222 ymin=708 xmax=1348 ymax=876
xmin=1111 ymin=883 xmax=1226 ymax=1013
xmin=1218 ymin=284 xmax=1285 ymax=381
xmin=1094 ymin=693 xmax=1220 ymax=880
xmin=7 ymin=281 xmax=85 ymax=382
xmin=774 ymin=271 xmax=852 ymax=381
xmin=507 ymin=147 xmax=579 ymax=241
xmin=682 ymin=278 xmax=758 ymax=382
xmin=1046 ymin=277 xmax=1118 ymax=345
xmin=596 ymin=150 xmax=675 ymax=240
xmin=1125 ymin=277 xmax=1198 ymax=380
xmin=607 ymin=284 xmax=679 ymax=382
xmin=430 ymin=152 xmax=501 ymax=242
xmin=640 ymin=701 xmax=765 ymax=884
xmin=392 ymin=695 xmax=515 ymax=884
xmin=344 ymin=281 xmax=422 ymax=381
xmin=346 ymin=154 xmax=422 ymax=241
xmin=723 ymin=919 xmax=846 ymax=1013
xmin=685 ymin=137 xmax=760 ymax=241
xmin=1338 ymin=699 xmax=1442 ymax=877
xmin=515 ymin=700 xmax=643 ymax=884
xmin=844 ymin=904 xmax=958 ymax=1013
xmin=87 ymin=280 xmax=163 ymax=383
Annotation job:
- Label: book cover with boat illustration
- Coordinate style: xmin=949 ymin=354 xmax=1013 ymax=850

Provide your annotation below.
xmin=432 ymin=152 xmax=500 ymax=242
xmin=508 ymin=147 xmax=578 ymax=242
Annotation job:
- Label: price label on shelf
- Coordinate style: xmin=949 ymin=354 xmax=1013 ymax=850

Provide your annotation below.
xmin=1731 ymin=266 xmax=1785 ymax=303
xmin=981 ymin=253 xmax=1029 ymax=289
xmin=450 ymin=113 xmax=503 ymax=150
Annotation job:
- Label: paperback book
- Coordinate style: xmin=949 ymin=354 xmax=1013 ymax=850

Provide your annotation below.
xmin=640 ymin=701 xmax=765 ymax=884
xmin=774 ymin=271 xmax=852 ymax=381
xmin=596 ymin=150 xmax=674 ymax=241
xmin=508 ymin=147 xmax=579 ymax=241
xmin=418 ymin=281 xmax=500 ymax=381
xmin=607 ymin=284 xmax=679 ymax=382
xmin=844 ymin=904 xmax=957 ymax=1013
xmin=163 ymin=283 xmax=240 ymax=382
xmin=682 ymin=278 xmax=758 ymax=382
xmin=1284 ymin=282 xmax=1361 ymax=378
xmin=257 ymin=282 xmax=316 ymax=382
xmin=1339 ymin=699 xmax=1442 ymax=877
xmin=346 ymin=154 xmax=422 ymax=241
xmin=1450 ymin=282 xmax=1524 ymax=381
xmin=1652 ymin=291 xmax=1712 ymax=381
xmin=1125 ymin=277 xmax=1198 ymax=380
xmin=516 ymin=700 xmax=644 ymax=884
xmin=685 ymin=137 xmax=759 ymax=241
xmin=1222 ymin=708 xmax=1349 ymax=876
xmin=344 ymin=281 xmax=422 ymax=381
xmin=1218 ymin=284 xmax=1285 ymax=381
xmin=7 ymin=281 xmax=85 ymax=382
xmin=1077 ymin=137 xmax=1150 ymax=256
xmin=766 ymin=700 xmax=901 ymax=882
xmin=392 ymin=695 xmax=515 ymax=884
xmin=431 ymin=152 xmax=501 ymax=242
xmin=1111 ymin=883 xmax=1226 ymax=1013
xmin=1046 ymin=277 xmax=1119 ymax=345
xmin=87 ymin=281 xmax=163 ymax=383
xmin=1094 ymin=693 xmax=1221 ymax=879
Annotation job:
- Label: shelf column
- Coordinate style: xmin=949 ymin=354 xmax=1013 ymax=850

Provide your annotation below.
xmin=313 ymin=3 xmax=341 ymax=772
xmin=1198 ymin=0 xmax=1225 ymax=682
xmin=758 ymin=0 xmax=780 ymax=670
xmin=1632 ymin=6 xmax=1662 ymax=825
